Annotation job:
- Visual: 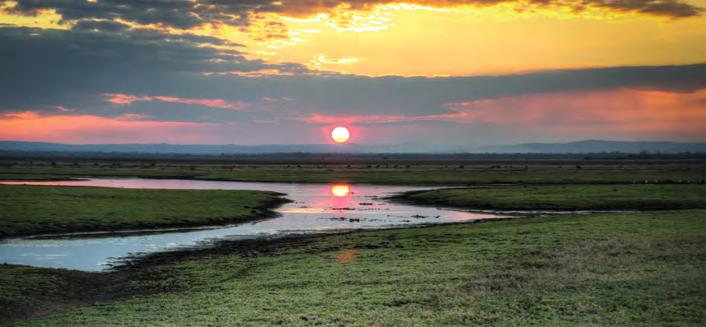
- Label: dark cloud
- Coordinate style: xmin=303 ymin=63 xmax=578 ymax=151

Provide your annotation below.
xmin=2 ymin=0 xmax=705 ymax=124
xmin=1 ymin=21 xmax=704 ymax=124
xmin=0 ymin=25 xmax=306 ymax=110
xmin=1 ymin=16 xmax=704 ymax=143
xmin=216 ymin=64 xmax=706 ymax=118
xmin=13 ymin=0 xmax=204 ymax=28
xmin=11 ymin=0 xmax=258 ymax=28
xmin=0 ymin=26 xmax=249 ymax=73
xmin=584 ymin=0 xmax=702 ymax=18
xmin=9 ymin=0 xmax=702 ymax=31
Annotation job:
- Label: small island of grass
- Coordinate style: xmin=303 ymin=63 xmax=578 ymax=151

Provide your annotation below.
xmin=0 ymin=184 xmax=288 ymax=237
xmin=391 ymin=184 xmax=706 ymax=211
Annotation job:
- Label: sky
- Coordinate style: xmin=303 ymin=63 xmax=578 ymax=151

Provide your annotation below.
xmin=1 ymin=0 xmax=705 ymax=146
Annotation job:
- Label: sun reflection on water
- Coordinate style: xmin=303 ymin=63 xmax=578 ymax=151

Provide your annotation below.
xmin=330 ymin=184 xmax=350 ymax=197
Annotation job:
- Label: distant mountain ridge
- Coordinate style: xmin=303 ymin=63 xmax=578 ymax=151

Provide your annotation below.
xmin=476 ymin=140 xmax=706 ymax=154
xmin=0 ymin=140 xmax=705 ymax=155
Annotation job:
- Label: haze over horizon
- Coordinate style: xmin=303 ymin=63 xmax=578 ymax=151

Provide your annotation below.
xmin=1 ymin=1 xmax=705 ymax=145
xmin=3 ymin=139 xmax=706 ymax=155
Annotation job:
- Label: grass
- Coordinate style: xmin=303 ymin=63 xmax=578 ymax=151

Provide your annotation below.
xmin=1 ymin=161 xmax=705 ymax=185
xmin=0 ymin=185 xmax=287 ymax=237
xmin=2 ymin=210 xmax=705 ymax=325
xmin=392 ymin=184 xmax=706 ymax=210
xmin=1 ymin=161 xmax=705 ymax=325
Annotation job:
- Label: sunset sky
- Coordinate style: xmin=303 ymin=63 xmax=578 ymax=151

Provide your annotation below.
xmin=1 ymin=0 xmax=705 ymax=145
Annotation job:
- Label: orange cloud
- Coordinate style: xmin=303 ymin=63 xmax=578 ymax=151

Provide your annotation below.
xmin=0 ymin=111 xmax=217 ymax=143
xmin=104 ymin=93 xmax=250 ymax=110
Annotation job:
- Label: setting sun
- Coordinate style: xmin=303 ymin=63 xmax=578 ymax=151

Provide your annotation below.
xmin=331 ymin=126 xmax=351 ymax=143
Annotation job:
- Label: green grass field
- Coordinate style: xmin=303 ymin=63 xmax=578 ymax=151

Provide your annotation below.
xmin=0 ymin=185 xmax=286 ymax=237
xmin=1 ymin=161 xmax=705 ymax=185
xmin=2 ymin=211 xmax=705 ymax=326
xmin=393 ymin=184 xmax=706 ymax=210
xmin=1 ymin=162 xmax=705 ymax=325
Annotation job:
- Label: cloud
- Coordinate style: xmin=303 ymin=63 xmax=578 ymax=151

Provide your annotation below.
xmin=247 ymin=64 xmax=706 ymax=118
xmin=1 ymin=36 xmax=704 ymax=121
xmin=71 ymin=20 xmax=130 ymax=32
xmin=290 ymin=86 xmax=706 ymax=129
xmin=8 ymin=0 xmax=702 ymax=32
xmin=588 ymin=0 xmax=702 ymax=18
xmin=4 ymin=87 xmax=704 ymax=144
xmin=440 ymin=88 xmax=706 ymax=130
xmin=0 ymin=110 xmax=333 ymax=144
xmin=0 ymin=111 xmax=218 ymax=143
xmin=289 ymin=87 xmax=706 ymax=141
xmin=104 ymin=93 xmax=250 ymax=110
xmin=0 ymin=25 xmax=287 ymax=74
xmin=289 ymin=112 xmax=463 ymax=124
xmin=0 ymin=25 xmax=306 ymax=110
xmin=1 ymin=18 xmax=704 ymax=141
xmin=3 ymin=1 xmax=703 ymax=145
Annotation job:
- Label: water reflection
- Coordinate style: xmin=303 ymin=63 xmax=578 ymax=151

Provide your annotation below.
xmin=330 ymin=184 xmax=350 ymax=197
xmin=336 ymin=249 xmax=359 ymax=264
xmin=0 ymin=178 xmax=509 ymax=271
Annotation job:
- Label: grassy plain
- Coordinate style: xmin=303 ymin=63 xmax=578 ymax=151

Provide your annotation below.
xmin=0 ymin=185 xmax=286 ymax=237
xmin=2 ymin=210 xmax=705 ymax=326
xmin=1 ymin=160 xmax=705 ymax=185
xmin=1 ymin=159 xmax=705 ymax=325
xmin=393 ymin=184 xmax=706 ymax=210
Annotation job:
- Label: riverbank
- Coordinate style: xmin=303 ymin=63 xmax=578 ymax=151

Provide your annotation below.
xmin=390 ymin=184 xmax=706 ymax=211
xmin=0 ymin=185 xmax=288 ymax=237
xmin=2 ymin=210 xmax=704 ymax=325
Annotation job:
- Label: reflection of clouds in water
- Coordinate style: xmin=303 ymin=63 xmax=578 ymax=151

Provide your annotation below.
xmin=337 ymin=250 xmax=359 ymax=264
xmin=0 ymin=178 xmax=509 ymax=271
xmin=1 ymin=242 xmax=63 ymax=248
xmin=3 ymin=239 xmax=104 ymax=247
xmin=280 ymin=207 xmax=326 ymax=214
xmin=21 ymin=253 xmax=68 ymax=259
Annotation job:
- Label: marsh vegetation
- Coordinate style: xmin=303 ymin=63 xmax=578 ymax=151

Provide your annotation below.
xmin=2 ymin=211 xmax=704 ymax=325
xmin=0 ymin=158 xmax=704 ymax=325
xmin=0 ymin=185 xmax=285 ymax=237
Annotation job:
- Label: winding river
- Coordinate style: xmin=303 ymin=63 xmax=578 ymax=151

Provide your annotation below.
xmin=0 ymin=178 xmax=507 ymax=271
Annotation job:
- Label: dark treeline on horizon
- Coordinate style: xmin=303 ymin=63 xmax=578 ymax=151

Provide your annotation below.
xmin=2 ymin=151 xmax=706 ymax=166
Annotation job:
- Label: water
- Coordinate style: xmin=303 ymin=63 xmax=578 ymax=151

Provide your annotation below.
xmin=0 ymin=178 xmax=507 ymax=271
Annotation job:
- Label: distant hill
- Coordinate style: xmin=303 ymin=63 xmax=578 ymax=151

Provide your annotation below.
xmin=0 ymin=140 xmax=705 ymax=155
xmin=477 ymin=140 xmax=706 ymax=154
xmin=0 ymin=141 xmax=459 ymax=155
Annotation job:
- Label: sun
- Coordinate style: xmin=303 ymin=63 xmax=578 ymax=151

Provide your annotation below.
xmin=331 ymin=126 xmax=351 ymax=143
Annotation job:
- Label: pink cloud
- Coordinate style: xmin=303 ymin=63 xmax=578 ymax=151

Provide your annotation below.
xmin=104 ymin=93 xmax=250 ymax=110
xmin=291 ymin=88 xmax=706 ymax=139
xmin=443 ymin=88 xmax=706 ymax=133
xmin=104 ymin=93 xmax=140 ymax=105
xmin=0 ymin=112 xmax=219 ymax=143
xmin=1 ymin=111 xmax=41 ymax=119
